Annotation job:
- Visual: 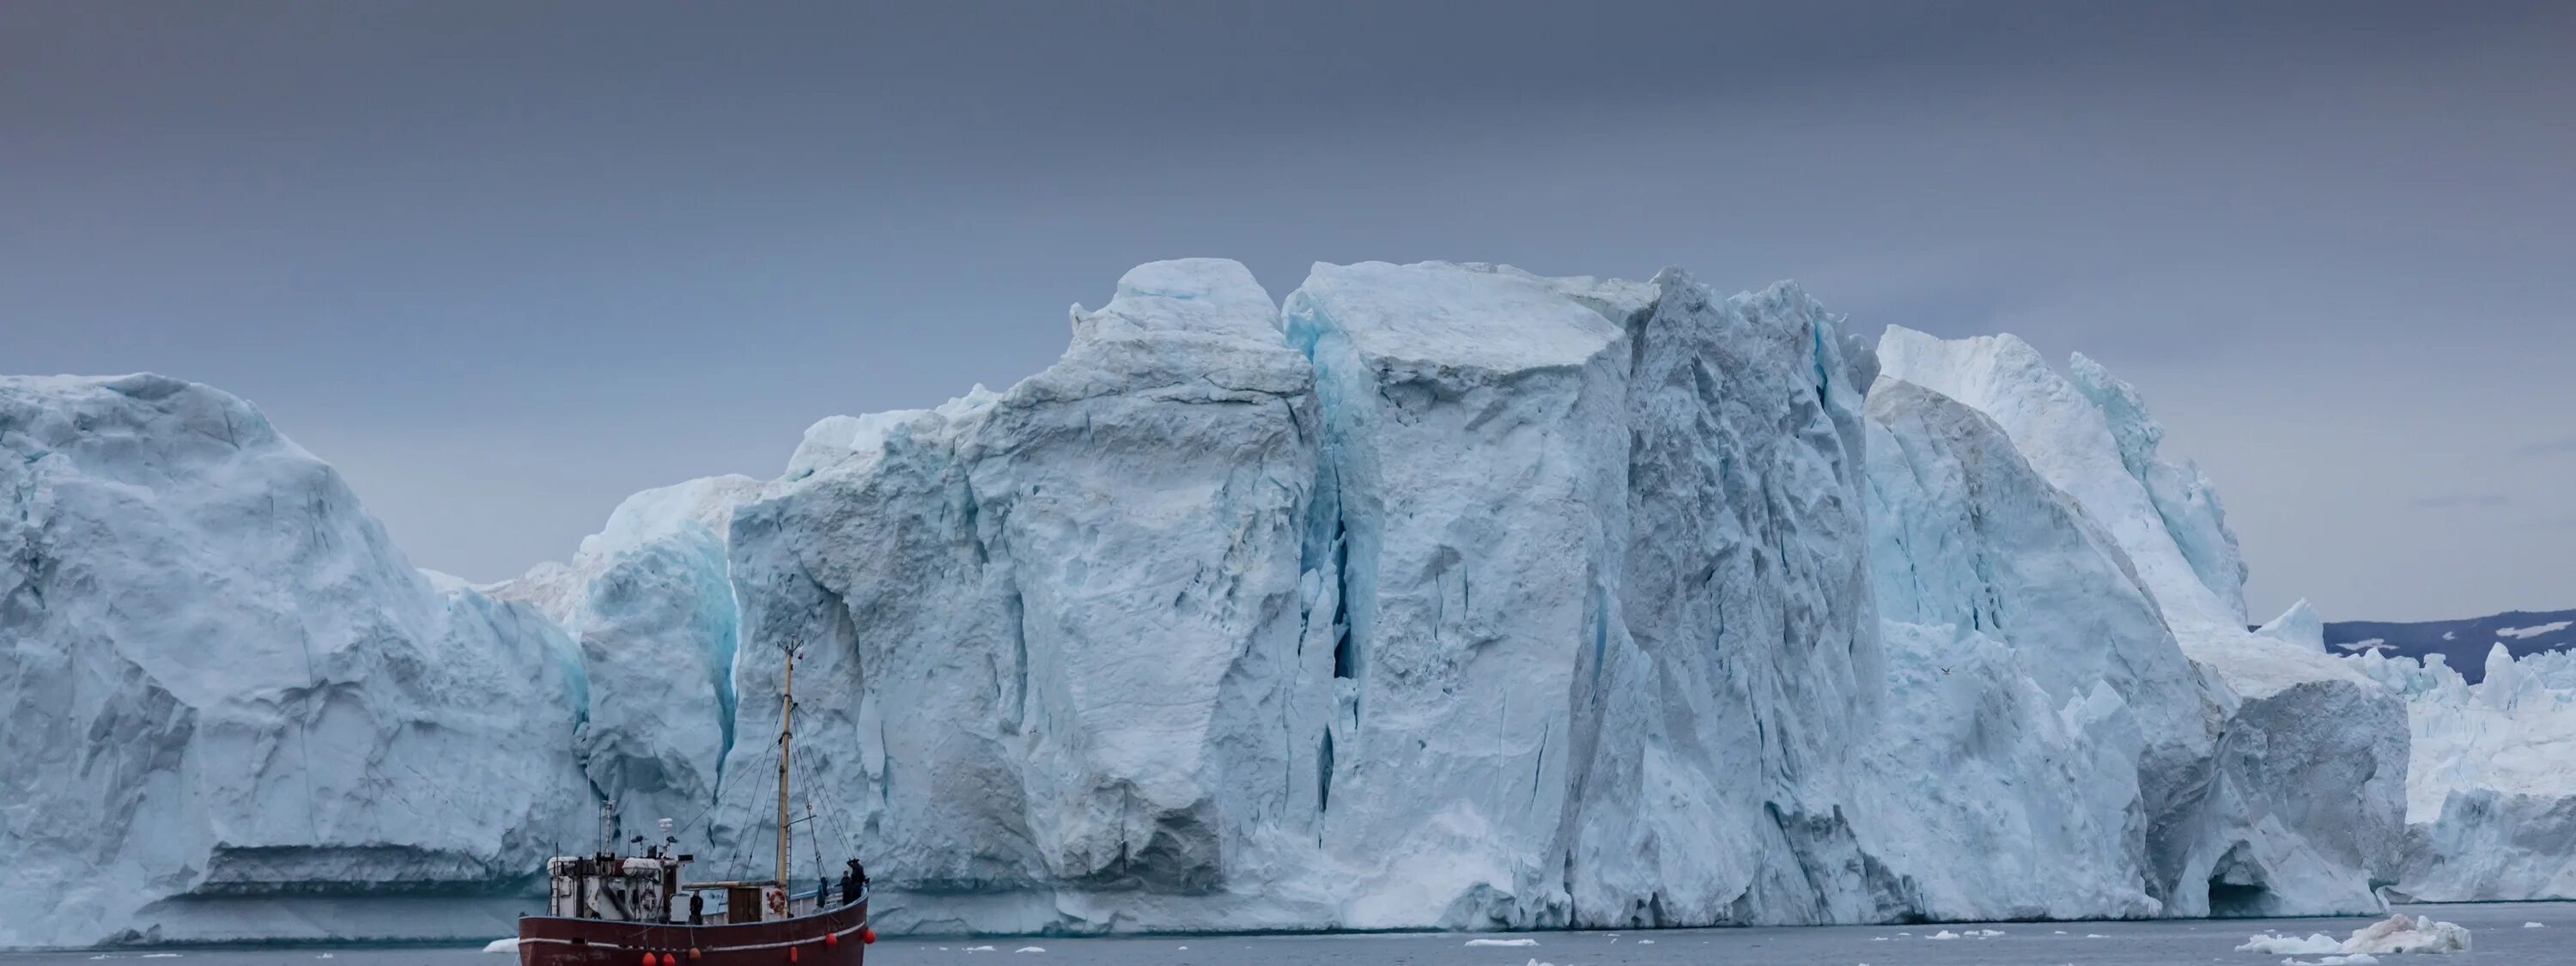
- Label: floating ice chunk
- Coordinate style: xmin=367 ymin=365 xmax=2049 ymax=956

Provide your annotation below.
xmin=1928 ymin=929 xmax=1961 ymax=939
xmin=2525 ymin=921 xmax=2547 ymax=928
xmin=1465 ymin=938 xmax=1539 ymax=946
xmin=2340 ymin=914 xmax=2470 ymax=954
xmin=480 ymin=939 xmax=518 ymax=953
xmin=2246 ymin=914 xmax=2470 ymax=958
xmin=2239 ymin=933 xmax=2344 ymax=954
xmin=1014 ymin=948 xmax=1045 ymax=954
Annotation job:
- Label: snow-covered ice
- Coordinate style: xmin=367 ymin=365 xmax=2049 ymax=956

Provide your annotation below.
xmin=2498 ymin=622 xmax=2573 ymax=640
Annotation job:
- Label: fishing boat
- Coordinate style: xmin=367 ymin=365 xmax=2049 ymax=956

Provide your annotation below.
xmin=515 ymin=650 xmax=872 ymax=965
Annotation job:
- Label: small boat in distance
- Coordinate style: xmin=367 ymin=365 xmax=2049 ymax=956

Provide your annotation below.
xmin=515 ymin=649 xmax=872 ymax=964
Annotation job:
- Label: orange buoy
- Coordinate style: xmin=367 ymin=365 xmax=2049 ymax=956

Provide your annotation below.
xmin=663 ymin=955 xmax=679 ymax=966
xmin=641 ymin=953 xmax=654 ymax=966
xmin=824 ymin=933 xmax=839 ymax=947
xmin=860 ymin=927 xmax=877 ymax=945
xmin=787 ymin=946 xmax=799 ymax=963
xmin=688 ymin=950 xmax=702 ymax=961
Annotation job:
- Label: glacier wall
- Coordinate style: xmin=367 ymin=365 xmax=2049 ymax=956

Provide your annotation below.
xmin=1 ymin=260 xmax=2424 ymax=947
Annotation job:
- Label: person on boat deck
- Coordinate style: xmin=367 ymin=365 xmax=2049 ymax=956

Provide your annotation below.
xmin=839 ymin=859 xmax=868 ymax=905
xmin=688 ymin=891 xmax=703 ymax=925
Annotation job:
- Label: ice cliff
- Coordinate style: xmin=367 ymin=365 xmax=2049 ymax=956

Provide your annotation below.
xmin=1 ymin=261 xmax=2420 ymax=947
xmin=1879 ymin=328 xmax=2407 ymax=916
xmin=0 ymin=375 xmax=594 ymax=949
xmin=2354 ymin=644 xmax=2576 ymax=902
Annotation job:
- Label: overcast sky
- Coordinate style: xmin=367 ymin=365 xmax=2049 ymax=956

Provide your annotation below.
xmin=4 ymin=1 xmax=2569 ymax=622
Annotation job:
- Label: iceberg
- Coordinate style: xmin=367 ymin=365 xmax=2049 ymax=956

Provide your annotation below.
xmin=1 ymin=259 xmax=2435 ymax=945
xmin=0 ymin=374 xmax=594 ymax=950
xmin=2354 ymin=644 xmax=2576 ymax=901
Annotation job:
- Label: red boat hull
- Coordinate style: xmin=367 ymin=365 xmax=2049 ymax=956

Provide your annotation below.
xmin=517 ymin=899 xmax=867 ymax=966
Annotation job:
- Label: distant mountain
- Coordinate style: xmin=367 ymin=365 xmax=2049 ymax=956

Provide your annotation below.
xmin=2321 ymin=609 xmax=2576 ymax=683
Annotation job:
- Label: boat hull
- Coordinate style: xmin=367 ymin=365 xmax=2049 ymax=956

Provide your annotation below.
xmin=517 ymin=899 xmax=867 ymax=965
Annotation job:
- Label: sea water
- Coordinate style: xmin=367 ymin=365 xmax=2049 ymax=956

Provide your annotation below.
xmin=6 ymin=902 xmax=2564 ymax=965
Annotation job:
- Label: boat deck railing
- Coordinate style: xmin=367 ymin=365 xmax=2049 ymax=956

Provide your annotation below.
xmin=689 ymin=884 xmax=864 ymax=921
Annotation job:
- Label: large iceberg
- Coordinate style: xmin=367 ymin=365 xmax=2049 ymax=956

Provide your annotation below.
xmin=0 ymin=375 xmax=594 ymax=950
xmin=0 ymin=260 xmax=2428 ymax=946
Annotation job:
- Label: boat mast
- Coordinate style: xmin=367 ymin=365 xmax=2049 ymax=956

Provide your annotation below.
xmin=775 ymin=647 xmax=794 ymax=887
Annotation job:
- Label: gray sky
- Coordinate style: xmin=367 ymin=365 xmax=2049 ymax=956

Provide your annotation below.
xmin=4 ymin=1 xmax=2569 ymax=622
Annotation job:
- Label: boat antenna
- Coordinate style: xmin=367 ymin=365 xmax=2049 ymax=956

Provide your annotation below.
xmin=775 ymin=645 xmax=797 ymax=886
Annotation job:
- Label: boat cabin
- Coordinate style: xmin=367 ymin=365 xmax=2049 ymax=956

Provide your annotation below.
xmin=544 ymin=851 xmax=685 ymax=921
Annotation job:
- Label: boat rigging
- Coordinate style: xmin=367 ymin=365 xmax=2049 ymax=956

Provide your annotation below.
xmin=513 ymin=647 xmax=873 ymax=965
